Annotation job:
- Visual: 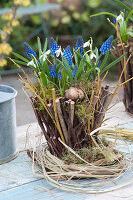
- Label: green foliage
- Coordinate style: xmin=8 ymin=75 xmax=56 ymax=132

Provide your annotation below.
xmin=47 ymin=0 xmax=132 ymax=46
xmin=114 ymin=0 xmax=132 ymax=12
xmin=14 ymin=36 xmax=126 ymax=96
xmin=91 ymin=1 xmax=133 ymax=44
xmin=100 ymin=53 xmax=127 ymax=75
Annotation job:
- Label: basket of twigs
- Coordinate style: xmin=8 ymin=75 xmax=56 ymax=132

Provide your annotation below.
xmin=91 ymin=5 xmax=133 ymax=114
xmin=112 ymin=11 xmax=133 ymax=114
xmin=113 ymin=40 xmax=133 ymax=114
xmin=11 ymin=35 xmax=130 ymax=192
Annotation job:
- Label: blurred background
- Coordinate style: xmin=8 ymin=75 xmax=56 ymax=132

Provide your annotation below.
xmin=0 ymin=0 xmax=132 ymax=70
xmin=0 ymin=0 xmax=132 ymax=125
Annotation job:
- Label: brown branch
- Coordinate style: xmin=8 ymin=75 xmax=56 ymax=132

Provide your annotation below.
xmin=39 ymin=110 xmax=62 ymax=154
xmin=55 ymin=98 xmax=69 ymax=144
xmin=93 ymin=91 xmax=113 ymax=130
xmin=70 ymin=100 xmax=75 ymax=127
xmin=30 ymin=97 xmax=62 ymax=156
xmin=59 ymin=97 xmax=69 ymax=126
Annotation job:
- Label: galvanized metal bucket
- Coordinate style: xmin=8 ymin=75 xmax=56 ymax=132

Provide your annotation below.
xmin=0 ymin=85 xmax=18 ymax=164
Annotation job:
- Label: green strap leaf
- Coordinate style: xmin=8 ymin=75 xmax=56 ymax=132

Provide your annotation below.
xmin=43 ymin=61 xmax=50 ymax=77
xmin=126 ymin=10 xmax=133 ymax=24
xmin=12 ymin=52 xmax=29 ymax=63
xmin=30 ymin=54 xmax=40 ymax=72
xmin=62 ymin=58 xmax=73 ymax=81
xmin=12 ymin=59 xmax=28 ymax=66
xmin=127 ymin=31 xmax=133 ymax=37
xmin=73 ymin=47 xmax=78 ymax=65
xmin=90 ymin=12 xmax=117 ymax=18
xmin=43 ymin=38 xmax=48 ymax=53
xmin=38 ymin=71 xmax=48 ymax=87
xmin=37 ymin=37 xmax=42 ymax=58
xmin=99 ymin=50 xmax=109 ymax=70
xmin=114 ymin=0 xmax=131 ymax=12
xmin=56 ymin=63 xmax=62 ymax=74
xmin=75 ymin=59 xmax=86 ymax=79
xmin=81 ymin=66 xmax=96 ymax=79
xmin=100 ymin=52 xmax=127 ymax=75
xmin=61 ymin=69 xmax=68 ymax=95
xmin=57 ymin=57 xmax=73 ymax=81
xmin=120 ymin=21 xmax=128 ymax=44
xmin=74 ymin=50 xmax=92 ymax=69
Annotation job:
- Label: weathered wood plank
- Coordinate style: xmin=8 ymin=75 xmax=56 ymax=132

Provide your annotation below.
xmin=16 ymin=122 xmax=42 ymax=152
xmin=104 ymin=102 xmax=133 ymax=127
xmin=0 ymin=152 xmax=39 ymax=192
xmin=0 ymin=152 xmax=89 ymax=200
xmin=0 ymin=103 xmax=133 ymax=200
xmin=0 ymin=152 xmax=90 ymax=200
xmin=0 ymin=178 xmax=90 ymax=200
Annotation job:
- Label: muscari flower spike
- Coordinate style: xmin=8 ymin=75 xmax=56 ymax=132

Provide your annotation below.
xmin=24 ymin=42 xmax=36 ymax=59
xmin=113 ymin=13 xmax=117 ymax=23
xmin=113 ymin=16 xmax=116 ymax=23
xmin=50 ymin=37 xmax=59 ymax=56
xmin=57 ymin=71 xmax=62 ymax=79
xmin=73 ymin=65 xmax=78 ymax=78
xmin=100 ymin=35 xmax=114 ymax=54
xmin=49 ymin=64 xmax=56 ymax=78
xmin=75 ymin=36 xmax=84 ymax=55
xmin=63 ymin=45 xmax=72 ymax=66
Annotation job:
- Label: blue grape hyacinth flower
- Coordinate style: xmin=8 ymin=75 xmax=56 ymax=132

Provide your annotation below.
xmin=24 ymin=42 xmax=36 ymax=59
xmin=63 ymin=45 xmax=72 ymax=66
xmin=113 ymin=17 xmax=116 ymax=23
xmin=100 ymin=35 xmax=114 ymax=54
xmin=57 ymin=71 xmax=62 ymax=79
xmin=113 ymin=13 xmax=117 ymax=23
xmin=73 ymin=65 xmax=78 ymax=78
xmin=50 ymin=37 xmax=59 ymax=56
xmin=49 ymin=64 xmax=56 ymax=78
xmin=75 ymin=36 xmax=84 ymax=55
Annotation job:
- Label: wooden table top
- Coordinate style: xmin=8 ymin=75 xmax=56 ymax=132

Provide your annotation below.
xmin=1 ymin=102 xmax=133 ymax=200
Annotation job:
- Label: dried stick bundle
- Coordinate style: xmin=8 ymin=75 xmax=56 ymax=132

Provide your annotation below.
xmin=113 ymin=42 xmax=133 ymax=114
xmin=30 ymin=84 xmax=113 ymax=156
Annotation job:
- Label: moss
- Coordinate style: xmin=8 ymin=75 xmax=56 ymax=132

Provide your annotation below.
xmin=35 ymin=82 xmax=60 ymax=101
xmin=75 ymin=99 xmax=93 ymax=123
xmin=61 ymin=137 xmax=121 ymax=165
xmin=74 ymin=79 xmax=98 ymax=123
xmin=33 ymin=81 xmax=61 ymax=111
xmin=100 ymin=136 xmax=109 ymax=147
xmin=77 ymin=79 xmax=97 ymax=97
xmin=61 ymin=147 xmax=105 ymax=165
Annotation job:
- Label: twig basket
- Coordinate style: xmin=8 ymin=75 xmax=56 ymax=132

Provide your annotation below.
xmin=27 ymin=84 xmax=127 ymax=181
xmin=113 ymin=41 xmax=133 ymax=114
xmin=30 ymin=84 xmax=113 ymax=156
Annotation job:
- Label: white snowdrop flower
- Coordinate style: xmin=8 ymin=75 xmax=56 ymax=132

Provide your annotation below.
xmin=45 ymin=49 xmax=51 ymax=54
xmin=40 ymin=49 xmax=51 ymax=61
xmin=27 ymin=60 xmax=36 ymax=68
xmin=90 ymin=52 xmax=96 ymax=60
xmin=55 ymin=47 xmax=63 ymax=57
xmin=116 ymin=14 xmax=124 ymax=23
xmin=83 ymin=41 xmax=90 ymax=48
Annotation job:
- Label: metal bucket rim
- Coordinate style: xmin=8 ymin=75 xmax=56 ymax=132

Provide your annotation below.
xmin=0 ymin=84 xmax=17 ymax=103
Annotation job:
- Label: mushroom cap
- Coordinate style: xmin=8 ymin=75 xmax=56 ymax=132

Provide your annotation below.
xmin=65 ymin=87 xmax=84 ymax=100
